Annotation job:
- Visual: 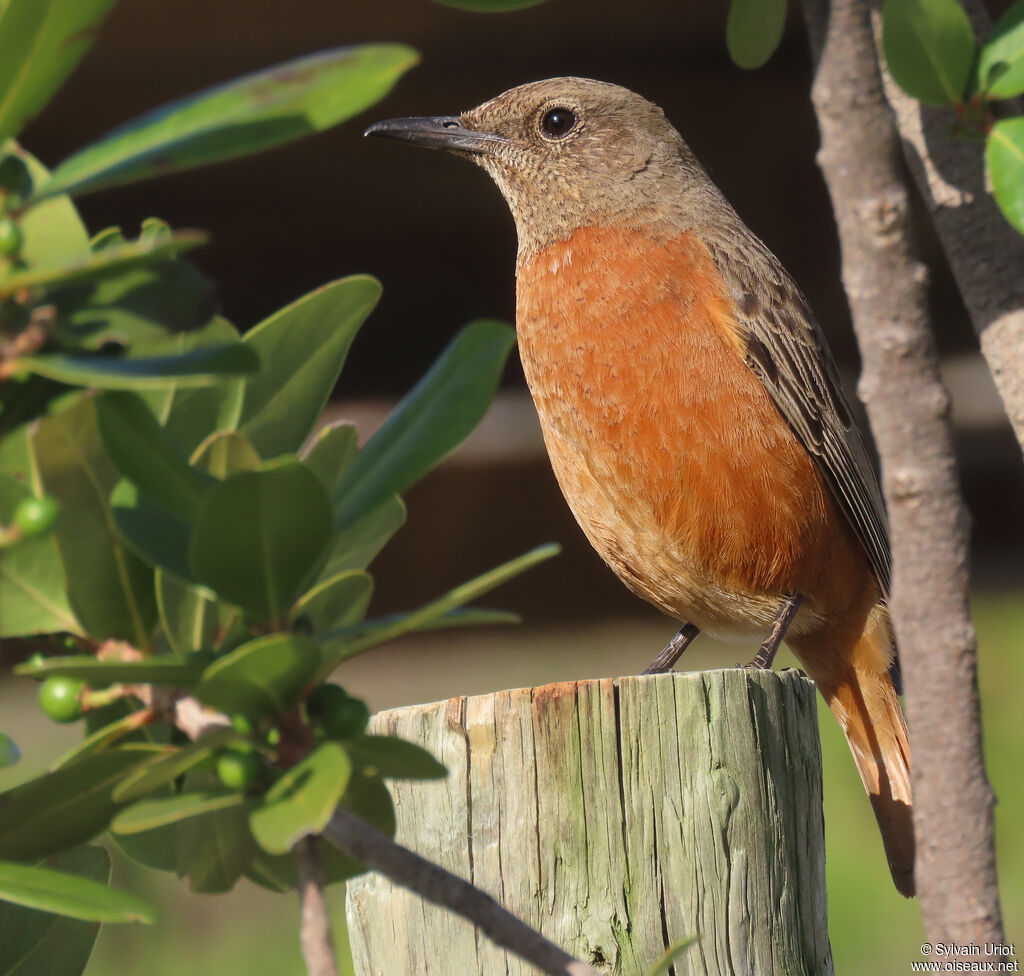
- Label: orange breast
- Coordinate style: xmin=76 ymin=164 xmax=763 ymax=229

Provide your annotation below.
xmin=516 ymin=224 xmax=869 ymax=635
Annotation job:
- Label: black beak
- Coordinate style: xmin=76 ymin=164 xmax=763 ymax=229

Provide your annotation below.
xmin=364 ymin=116 xmax=506 ymax=155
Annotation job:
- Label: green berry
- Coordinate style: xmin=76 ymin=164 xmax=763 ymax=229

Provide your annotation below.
xmin=13 ymin=496 xmax=59 ymax=537
xmin=264 ymin=726 xmax=281 ymax=747
xmin=307 ymin=684 xmax=369 ymax=739
xmin=0 ymin=155 xmax=30 ymax=198
xmin=306 ymin=683 xmax=348 ymax=718
xmin=321 ymin=697 xmax=370 ymax=741
xmin=216 ymin=749 xmax=263 ymax=791
xmin=230 ymin=713 xmax=254 ymax=735
xmin=38 ymin=676 xmax=85 ymax=723
xmin=0 ymin=218 xmax=22 ymax=256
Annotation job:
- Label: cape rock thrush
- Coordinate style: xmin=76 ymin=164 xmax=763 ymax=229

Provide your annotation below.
xmin=367 ymin=77 xmax=914 ymax=897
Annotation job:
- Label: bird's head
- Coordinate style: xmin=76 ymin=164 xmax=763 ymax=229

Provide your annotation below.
xmin=366 ymin=77 xmax=715 ymax=256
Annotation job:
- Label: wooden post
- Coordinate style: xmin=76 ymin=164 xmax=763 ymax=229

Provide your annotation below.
xmin=346 ymin=669 xmax=834 ymax=976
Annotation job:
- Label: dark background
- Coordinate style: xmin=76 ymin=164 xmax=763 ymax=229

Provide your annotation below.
xmin=19 ymin=0 xmax=1023 ymax=617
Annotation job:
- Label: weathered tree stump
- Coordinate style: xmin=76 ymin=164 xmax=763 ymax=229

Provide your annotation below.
xmin=346 ymin=669 xmax=833 ymax=976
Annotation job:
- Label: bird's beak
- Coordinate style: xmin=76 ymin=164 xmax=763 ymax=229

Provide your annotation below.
xmin=364 ymin=116 xmax=506 ymax=155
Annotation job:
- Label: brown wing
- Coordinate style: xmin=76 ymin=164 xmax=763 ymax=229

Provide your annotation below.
xmin=703 ymin=229 xmax=892 ymax=597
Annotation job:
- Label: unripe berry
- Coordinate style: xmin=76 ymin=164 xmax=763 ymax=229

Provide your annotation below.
xmin=13 ymin=496 xmax=59 ymax=537
xmin=38 ymin=676 xmax=84 ymax=723
xmin=215 ymin=749 xmax=264 ymax=790
xmin=0 ymin=218 xmax=22 ymax=256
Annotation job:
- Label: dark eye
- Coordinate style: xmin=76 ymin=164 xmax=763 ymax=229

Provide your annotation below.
xmin=540 ymin=107 xmax=577 ymax=139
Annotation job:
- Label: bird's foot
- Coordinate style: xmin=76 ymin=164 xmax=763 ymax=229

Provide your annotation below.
xmin=642 ymin=623 xmax=700 ymax=674
xmin=735 ymin=593 xmax=804 ymax=673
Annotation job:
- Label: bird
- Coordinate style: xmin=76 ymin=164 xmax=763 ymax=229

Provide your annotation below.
xmin=366 ymin=77 xmax=914 ymax=898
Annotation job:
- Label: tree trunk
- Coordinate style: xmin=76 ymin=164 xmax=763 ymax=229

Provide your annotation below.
xmin=869 ymin=0 xmax=1024 ymax=456
xmin=346 ymin=669 xmax=833 ymax=976
xmin=802 ymin=0 xmax=1004 ymax=949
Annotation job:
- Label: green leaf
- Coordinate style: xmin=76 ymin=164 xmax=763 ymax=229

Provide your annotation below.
xmin=173 ymin=786 xmax=257 ymax=894
xmin=14 ymin=343 xmax=258 ymax=390
xmin=0 ymin=0 xmax=117 ymax=144
xmin=0 ymin=748 xmax=161 ymax=861
xmin=106 ymin=822 xmax=178 ymax=874
xmin=245 ymin=833 xmax=356 ymax=892
xmin=0 ymin=855 xmax=156 ymax=924
xmin=303 ymin=421 xmax=358 ymax=492
xmin=0 ymin=472 xmax=78 ymax=636
xmin=145 ymin=318 xmax=247 ymax=456
xmin=643 ymin=937 xmax=699 ymax=976
xmin=110 ymin=481 xmax=194 ymax=580
xmin=111 ymin=790 xmax=246 ymax=834
xmin=338 ymin=771 xmax=395 ymax=839
xmin=322 ymin=494 xmax=406 ymax=576
xmin=188 ymin=461 xmax=332 ymax=623
xmin=14 ymin=654 xmax=207 ymax=685
xmin=0 ymin=228 xmax=207 ymax=293
xmin=97 ymin=391 xmax=213 ymax=521
xmin=52 ymin=240 xmax=217 ymax=354
xmin=155 ymin=571 xmax=219 ymax=657
xmin=333 ymin=320 xmax=514 ymax=531
xmin=30 ymin=396 xmax=156 ymax=645
xmin=291 ymin=570 xmax=372 ymax=632
xmin=0 ymin=847 xmax=108 ymax=976
xmin=976 ymin=0 xmax=1024 ymax=97
xmin=344 ymin=737 xmax=447 ymax=780
xmin=726 ymin=0 xmax=786 ymax=69
xmin=112 ymin=728 xmax=238 ymax=802
xmin=882 ymin=0 xmax=976 ymax=105
xmin=0 ymin=423 xmax=31 ymax=481
xmin=0 ymin=734 xmax=19 ymax=769
xmin=51 ymin=710 xmax=161 ymax=770
xmin=238 ymin=276 xmax=380 ymax=458
xmin=190 ymin=431 xmax=261 ymax=477
xmin=247 ymin=772 xmax=394 ymax=891
xmin=987 ymin=117 xmax=1024 ymax=234
xmin=429 ymin=0 xmax=547 ymax=9
xmin=34 ymin=45 xmax=420 ymax=200
xmin=12 ymin=145 xmax=90 ymax=268
xmin=319 ymin=543 xmax=558 ymax=669
xmin=249 ymin=742 xmax=351 ymax=855
xmin=194 ymin=633 xmax=321 ymax=719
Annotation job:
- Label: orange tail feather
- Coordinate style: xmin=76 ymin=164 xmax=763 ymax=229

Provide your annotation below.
xmin=791 ymin=606 xmax=915 ymax=897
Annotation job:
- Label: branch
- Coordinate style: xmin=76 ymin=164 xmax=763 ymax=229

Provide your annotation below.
xmin=801 ymin=0 xmax=1003 ymax=947
xmin=296 ymin=837 xmax=340 ymax=976
xmin=323 ymin=808 xmax=603 ymax=976
xmin=868 ymin=0 xmax=1024 ymax=454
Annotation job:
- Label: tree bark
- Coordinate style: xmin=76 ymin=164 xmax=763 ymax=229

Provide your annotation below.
xmin=869 ymin=0 xmax=1024 ymax=454
xmin=344 ymin=671 xmax=833 ymax=976
xmin=801 ymin=0 xmax=1004 ymax=950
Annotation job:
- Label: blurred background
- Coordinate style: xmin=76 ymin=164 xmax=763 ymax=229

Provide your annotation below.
xmin=2 ymin=0 xmax=1021 ymax=972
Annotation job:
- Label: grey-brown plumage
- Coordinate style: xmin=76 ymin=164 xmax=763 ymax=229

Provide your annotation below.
xmin=366 ymin=77 xmax=914 ymax=896
xmin=463 ymin=77 xmax=893 ymax=600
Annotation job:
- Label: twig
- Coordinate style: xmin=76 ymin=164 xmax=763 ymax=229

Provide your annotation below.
xmin=296 ymin=837 xmax=340 ymax=976
xmin=868 ymin=0 xmax=1024 ymax=455
xmin=323 ymin=807 xmax=604 ymax=976
xmin=802 ymin=0 xmax=1003 ymax=947
xmin=0 ymin=304 xmax=55 ymax=380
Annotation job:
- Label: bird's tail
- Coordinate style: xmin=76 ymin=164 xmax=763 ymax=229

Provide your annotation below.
xmin=790 ymin=604 xmax=915 ymax=897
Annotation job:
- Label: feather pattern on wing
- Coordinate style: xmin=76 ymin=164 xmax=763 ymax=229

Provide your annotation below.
xmin=701 ymin=226 xmax=893 ymax=598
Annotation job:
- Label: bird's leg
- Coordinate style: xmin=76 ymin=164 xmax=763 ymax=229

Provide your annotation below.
xmin=742 ymin=593 xmax=804 ymax=671
xmin=643 ymin=622 xmax=701 ymax=674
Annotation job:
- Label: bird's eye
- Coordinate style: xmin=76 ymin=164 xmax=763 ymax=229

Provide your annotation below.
xmin=540 ymin=107 xmax=578 ymax=139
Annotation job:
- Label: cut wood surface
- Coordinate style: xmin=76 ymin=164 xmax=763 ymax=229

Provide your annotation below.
xmin=346 ymin=668 xmax=833 ymax=975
